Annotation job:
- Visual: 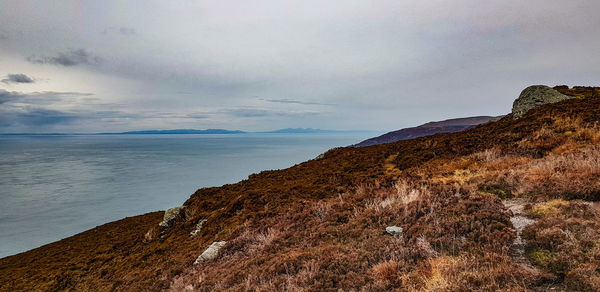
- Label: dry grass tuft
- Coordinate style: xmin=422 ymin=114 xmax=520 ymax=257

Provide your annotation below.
xmin=513 ymin=146 xmax=600 ymax=200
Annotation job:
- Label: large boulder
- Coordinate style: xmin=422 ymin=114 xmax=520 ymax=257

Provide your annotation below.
xmin=512 ymin=85 xmax=572 ymax=118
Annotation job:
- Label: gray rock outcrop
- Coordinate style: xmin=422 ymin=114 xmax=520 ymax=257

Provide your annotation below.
xmin=194 ymin=241 xmax=226 ymax=264
xmin=512 ymin=85 xmax=572 ymax=118
xmin=159 ymin=206 xmax=185 ymax=228
xmin=157 ymin=206 xmax=185 ymax=238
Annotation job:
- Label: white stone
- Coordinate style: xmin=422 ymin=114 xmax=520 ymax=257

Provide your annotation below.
xmin=193 ymin=241 xmax=226 ymax=264
xmin=385 ymin=226 xmax=402 ymax=235
xmin=386 ymin=226 xmax=403 ymax=236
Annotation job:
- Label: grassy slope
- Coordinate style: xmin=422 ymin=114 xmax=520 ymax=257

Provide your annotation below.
xmin=1 ymin=86 xmax=599 ymax=291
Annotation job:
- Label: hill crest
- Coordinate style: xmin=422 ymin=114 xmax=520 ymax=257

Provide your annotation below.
xmin=354 ymin=115 xmax=501 ymax=147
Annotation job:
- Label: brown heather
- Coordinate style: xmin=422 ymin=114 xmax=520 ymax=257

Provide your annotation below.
xmin=2 ymin=86 xmax=600 ymax=291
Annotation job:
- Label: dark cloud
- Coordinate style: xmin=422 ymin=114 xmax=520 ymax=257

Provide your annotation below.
xmin=261 ymin=98 xmax=334 ymax=106
xmin=27 ymin=49 xmax=103 ymax=66
xmin=17 ymin=109 xmax=78 ymax=125
xmin=0 ymin=90 xmax=25 ymax=104
xmin=0 ymin=89 xmax=94 ymax=106
xmin=0 ymin=105 xmax=138 ymax=131
xmin=0 ymin=108 xmax=80 ymax=128
xmin=2 ymin=74 xmax=35 ymax=84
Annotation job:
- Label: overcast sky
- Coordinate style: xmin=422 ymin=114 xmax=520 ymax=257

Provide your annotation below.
xmin=1 ymin=0 xmax=599 ymax=133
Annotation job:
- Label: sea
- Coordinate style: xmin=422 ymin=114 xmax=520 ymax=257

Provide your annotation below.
xmin=0 ymin=133 xmax=373 ymax=258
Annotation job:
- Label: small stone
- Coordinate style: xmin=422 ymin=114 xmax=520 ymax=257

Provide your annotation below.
xmin=194 ymin=241 xmax=226 ymax=264
xmin=386 ymin=226 xmax=403 ymax=236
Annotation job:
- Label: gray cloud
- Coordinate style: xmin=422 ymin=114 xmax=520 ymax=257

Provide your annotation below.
xmin=2 ymin=74 xmax=35 ymax=84
xmin=89 ymin=110 xmax=141 ymax=119
xmin=27 ymin=49 xmax=103 ymax=66
xmin=0 ymin=109 xmax=80 ymax=127
xmin=186 ymin=113 xmax=211 ymax=119
xmin=0 ymin=89 xmax=94 ymax=106
xmin=261 ymin=98 xmax=334 ymax=106
xmin=226 ymin=108 xmax=321 ymax=118
xmin=0 ymin=90 xmax=25 ymax=104
xmin=0 ymin=103 xmax=137 ymax=132
xmin=32 ymin=91 xmax=95 ymax=98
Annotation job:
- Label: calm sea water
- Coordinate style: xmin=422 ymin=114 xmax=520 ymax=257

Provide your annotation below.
xmin=0 ymin=133 xmax=371 ymax=258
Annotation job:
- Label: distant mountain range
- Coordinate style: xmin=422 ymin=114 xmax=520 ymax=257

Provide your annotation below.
xmin=112 ymin=129 xmax=245 ymax=135
xmin=1 ymin=128 xmax=374 ymax=135
xmin=353 ymin=116 xmax=503 ymax=147
xmin=110 ymin=128 xmax=368 ymax=135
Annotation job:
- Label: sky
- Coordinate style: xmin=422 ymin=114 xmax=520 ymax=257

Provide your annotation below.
xmin=1 ymin=0 xmax=599 ymax=133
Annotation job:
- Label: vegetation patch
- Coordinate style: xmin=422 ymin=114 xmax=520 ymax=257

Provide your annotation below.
xmin=525 ymin=199 xmax=569 ymax=218
xmin=478 ymin=183 xmax=514 ymax=199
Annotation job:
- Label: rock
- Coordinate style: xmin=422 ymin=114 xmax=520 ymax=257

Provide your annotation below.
xmin=143 ymin=227 xmax=160 ymax=242
xmin=512 ymin=85 xmax=572 ymax=118
xmin=194 ymin=241 xmax=226 ymax=264
xmin=385 ymin=226 xmax=403 ymax=236
xmin=190 ymin=219 xmax=207 ymax=237
xmin=159 ymin=206 xmax=185 ymax=228
xmin=157 ymin=206 xmax=185 ymax=238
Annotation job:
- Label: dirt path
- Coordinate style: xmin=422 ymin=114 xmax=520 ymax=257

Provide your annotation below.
xmin=503 ymin=199 xmax=535 ymax=263
xmin=503 ymin=199 xmax=568 ymax=291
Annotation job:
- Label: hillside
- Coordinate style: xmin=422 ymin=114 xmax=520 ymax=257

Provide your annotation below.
xmin=2 ymin=86 xmax=600 ymax=291
xmin=354 ymin=116 xmax=501 ymax=147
